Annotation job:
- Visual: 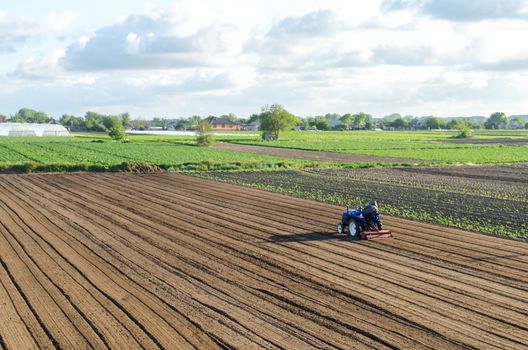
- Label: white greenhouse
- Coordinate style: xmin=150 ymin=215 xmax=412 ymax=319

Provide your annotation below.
xmin=0 ymin=123 xmax=70 ymax=137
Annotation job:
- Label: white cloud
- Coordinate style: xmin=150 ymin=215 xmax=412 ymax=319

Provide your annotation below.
xmin=383 ymin=0 xmax=528 ymax=21
xmin=60 ymin=7 xmax=252 ymax=71
xmin=44 ymin=11 xmax=77 ymax=32
xmin=0 ymin=10 xmax=76 ymax=52
xmin=2 ymin=1 xmax=528 ymax=117
xmin=8 ymin=51 xmax=64 ymax=80
xmin=7 ymin=50 xmax=96 ymax=88
xmin=442 ymin=71 xmax=490 ymax=89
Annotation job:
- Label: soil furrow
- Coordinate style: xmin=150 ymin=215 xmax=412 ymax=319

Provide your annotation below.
xmin=0 ymin=178 xmax=219 ymax=350
xmin=55 ymin=179 xmax=440 ymax=348
xmin=161 ymin=174 xmax=528 ymax=277
xmin=22 ymin=174 xmax=378 ymax=349
xmin=40 ymin=174 xmax=520 ymax=348
xmin=1 ymin=176 xmax=268 ymax=350
xmin=0 ymin=172 xmax=526 ymax=349
xmin=19 ymin=174 xmax=458 ymax=348
xmin=0 ymin=273 xmax=39 ymax=350
xmin=0 ymin=186 xmax=152 ymax=350
xmin=91 ymin=172 xmax=524 ymax=306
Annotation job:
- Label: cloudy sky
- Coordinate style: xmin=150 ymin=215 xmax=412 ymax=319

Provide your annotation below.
xmin=1 ymin=0 xmax=528 ymax=119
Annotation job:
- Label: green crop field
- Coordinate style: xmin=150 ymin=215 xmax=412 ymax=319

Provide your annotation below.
xmin=199 ymin=165 xmax=528 ymax=239
xmin=1 ymin=131 xmax=527 ymax=239
xmin=1 ymin=130 xmax=527 ymax=173
xmin=0 ymin=136 xmax=309 ymax=173
xmin=234 ymin=130 xmax=528 ymax=164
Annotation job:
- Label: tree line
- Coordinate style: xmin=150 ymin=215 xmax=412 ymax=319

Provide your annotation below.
xmin=2 ymin=108 xmax=527 ymax=133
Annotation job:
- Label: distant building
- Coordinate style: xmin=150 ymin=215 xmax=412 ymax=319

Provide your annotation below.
xmin=245 ymin=120 xmax=259 ymax=131
xmin=206 ymin=116 xmax=241 ymax=131
xmin=0 ymin=123 xmax=70 ymax=137
xmin=0 ymin=115 xmax=5 ymax=123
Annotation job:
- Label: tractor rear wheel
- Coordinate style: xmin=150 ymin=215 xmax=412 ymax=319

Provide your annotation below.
xmin=348 ymin=220 xmax=360 ymax=238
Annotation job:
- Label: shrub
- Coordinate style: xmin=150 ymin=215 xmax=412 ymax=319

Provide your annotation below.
xmin=108 ymin=116 xmax=127 ymax=141
xmin=116 ymin=162 xmax=161 ymax=173
xmin=196 ymin=120 xmax=214 ymax=147
xmin=454 ymin=120 xmax=473 ymax=138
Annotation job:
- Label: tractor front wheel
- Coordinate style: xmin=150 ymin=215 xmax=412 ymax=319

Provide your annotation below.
xmin=348 ymin=220 xmax=360 ymax=238
xmin=337 ymin=223 xmax=344 ymax=234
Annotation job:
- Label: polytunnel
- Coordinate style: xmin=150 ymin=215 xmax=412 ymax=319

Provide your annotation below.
xmin=0 ymin=123 xmax=70 ymax=136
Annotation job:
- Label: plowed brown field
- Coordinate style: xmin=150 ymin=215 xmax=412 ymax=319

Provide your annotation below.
xmin=0 ymin=173 xmax=527 ymax=350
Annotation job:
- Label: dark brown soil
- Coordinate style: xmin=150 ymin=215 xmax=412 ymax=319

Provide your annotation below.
xmin=399 ymin=163 xmax=528 ymax=183
xmin=203 ymin=164 xmax=528 ymax=238
xmin=0 ymin=173 xmax=527 ymax=349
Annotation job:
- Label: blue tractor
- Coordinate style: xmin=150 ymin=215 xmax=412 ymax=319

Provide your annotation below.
xmin=337 ymin=203 xmax=392 ymax=240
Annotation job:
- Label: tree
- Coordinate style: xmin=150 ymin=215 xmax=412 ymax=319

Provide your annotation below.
xmin=108 ymin=116 xmax=127 ymax=140
xmin=408 ymin=117 xmax=421 ymax=130
xmin=129 ymin=118 xmax=150 ymax=130
xmin=484 ymin=112 xmax=508 ymax=129
xmin=84 ymin=111 xmax=107 ymax=131
xmin=314 ymin=116 xmax=331 ymax=130
xmin=339 ymin=113 xmax=353 ymax=129
xmin=525 ymin=122 xmax=528 ymax=129
xmin=454 ymin=120 xmax=473 ymax=138
xmin=352 ymin=112 xmax=369 ymax=129
xmin=11 ymin=108 xmax=49 ymax=123
xmin=258 ymin=104 xmax=298 ymax=140
xmin=446 ymin=119 xmax=457 ymax=130
xmin=158 ymin=118 xmax=172 ymax=130
xmin=424 ymin=116 xmax=445 ymax=129
xmin=247 ymin=114 xmax=259 ymax=125
xmin=188 ymin=115 xmax=202 ymax=129
xmin=174 ymin=119 xmax=188 ymax=130
xmin=196 ymin=119 xmax=214 ymax=146
xmin=509 ymin=116 xmax=525 ymax=129
xmin=121 ymin=112 xmax=131 ymax=129
xmin=392 ymin=116 xmax=409 ymax=129
xmin=152 ymin=117 xmax=163 ymax=127
xmin=102 ymin=115 xmax=115 ymax=130
xmin=60 ymin=114 xmax=73 ymax=128
xmin=60 ymin=114 xmax=85 ymax=131
xmin=381 ymin=113 xmax=402 ymax=129
xmin=364 ymin=115 xmax=375 ymax=130
xmin=301 ymin=116 xmax=316 ymax=130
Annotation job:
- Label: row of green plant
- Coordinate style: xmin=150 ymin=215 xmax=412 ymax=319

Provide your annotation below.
xmin=2 ymin=134 xmax=450 ymax=173
xmin=0 ymin=160 xmax=316 ymax=174
xmin=310 ymin=167 xmax=528 ymax=202
xmin=0 ymin=139 xmax=295 ymax=165
xmin=198 ymin=169 xmax=528 ymax=239
xmin=234 ymin=130 xmax=528 ymax=164
xmin=200 ymin=177 xmax=521 ymax=238
xmin=2 ymin=130 xmax=527 ymax=174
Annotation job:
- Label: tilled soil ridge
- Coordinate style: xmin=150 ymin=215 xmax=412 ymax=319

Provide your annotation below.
xmin=0 ymin=172 xmax=526 ymax=349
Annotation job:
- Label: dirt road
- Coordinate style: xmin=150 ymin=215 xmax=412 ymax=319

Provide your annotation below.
xmin=215 ymin=142 xmax=420 ymax=163
xmin=0 ymin=173 xmax=526 ymax=349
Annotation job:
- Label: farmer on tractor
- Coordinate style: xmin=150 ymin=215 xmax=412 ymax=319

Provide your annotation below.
xmin=362 ymin=201 xmax=379 ymax=229
xmin=336 ymin=200 xmax=392 ymax=239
